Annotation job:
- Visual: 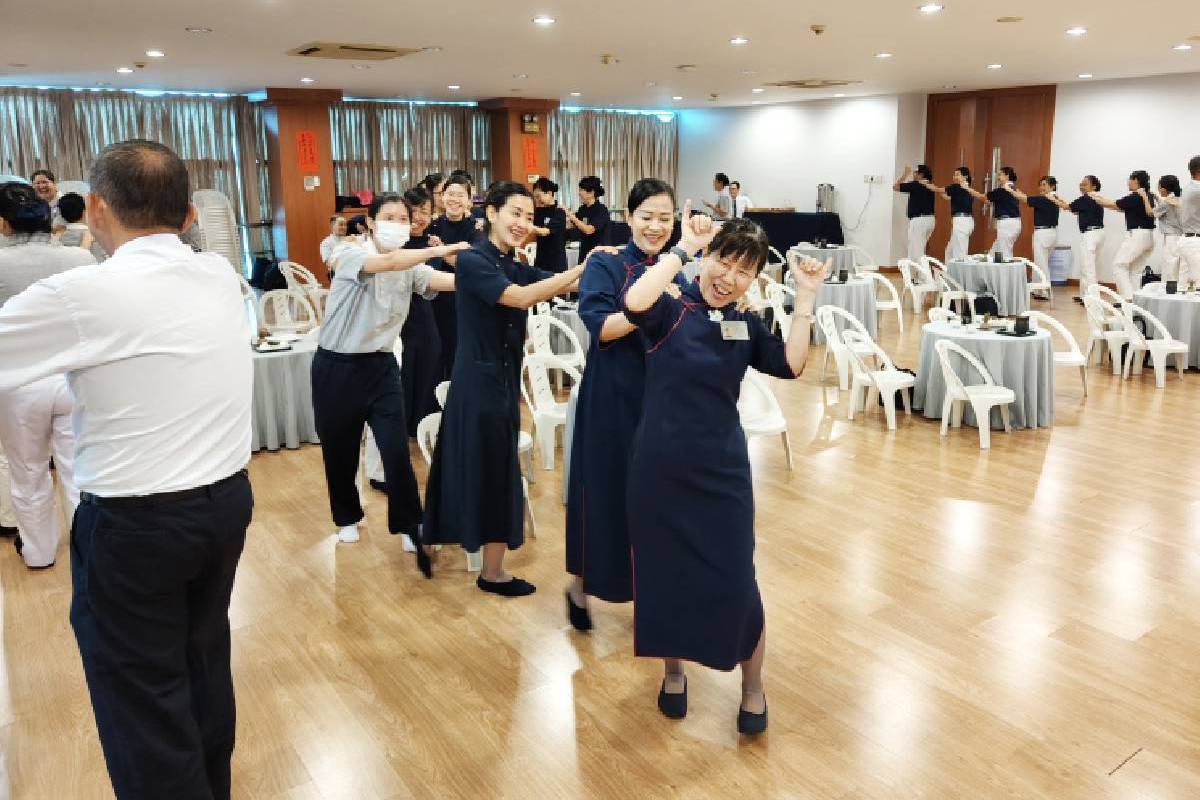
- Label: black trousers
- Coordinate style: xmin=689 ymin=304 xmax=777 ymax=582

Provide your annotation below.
xmin=311 ymin=347 xmax=422 ymax=534
xmin=69 ymin=470 xmax=253 ymax=800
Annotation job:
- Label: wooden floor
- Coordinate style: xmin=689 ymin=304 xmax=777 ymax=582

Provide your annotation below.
xmin=3 ymin=285 xmax=1200 ymax=799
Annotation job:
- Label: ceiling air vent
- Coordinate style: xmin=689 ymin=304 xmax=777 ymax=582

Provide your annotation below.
xmin=765 ymin=79 xmax=862 ymax=90
xmin=287 ymin=42 xmax=421 ymax=61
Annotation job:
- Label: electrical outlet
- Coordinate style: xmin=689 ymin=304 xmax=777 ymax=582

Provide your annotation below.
xmin=863 ymin=174 xmax=885 ymax=184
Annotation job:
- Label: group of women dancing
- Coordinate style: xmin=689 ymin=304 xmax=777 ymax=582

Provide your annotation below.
xmin=895 ymin=163 xmax=1191 ymax=300
xmin=310 ymin=170 xmax=831 ymax=734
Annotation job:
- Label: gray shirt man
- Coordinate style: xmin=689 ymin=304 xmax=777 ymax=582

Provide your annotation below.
xmin=0 ymin=232 xmax=97 ymax=306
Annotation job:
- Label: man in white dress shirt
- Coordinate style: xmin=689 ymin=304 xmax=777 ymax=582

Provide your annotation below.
xmin=0 ymin=140 xmax=253 ymax=800
xmin=730 ymin=181 xmax=754 ymax=218
xmin=1177 ymin=155 xmax=1200 ymax=286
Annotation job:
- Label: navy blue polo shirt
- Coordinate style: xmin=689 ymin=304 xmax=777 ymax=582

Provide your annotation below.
xmin=1026 ymin=195 xmax=1060 ymax=228
xmin=987 ymin=187 xmax=1020 ymax=219
xmin=1069 ymin=195 xmax=1105 ymax=232
xmin=946 ymin=184 xmax=974 ymax=216
xmin=898 ymin=181 xmax=935 ymax=218
xmin=1114 ymin=192 xmax=1156 ymax=230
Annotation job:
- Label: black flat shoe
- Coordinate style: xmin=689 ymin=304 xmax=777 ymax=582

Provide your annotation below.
xmin=1073 ymin=296 xmax=1085 ymax=304
xmin=566 ymin=591 xmax=593 ymax=631
xmin=13 ymin=534 xmax=23 ymax=555
xmin=657 ymin=676 xmax=687 ymax=719
xmin=0 ymin=525 xmax=17 ymax=538
xmin=477 ymin=576 xmax=536 ymax=597
xmin=737 ymin=698 xmax=768 ymax=735
xmin=369 ymin=479 xmax=388 ymax=493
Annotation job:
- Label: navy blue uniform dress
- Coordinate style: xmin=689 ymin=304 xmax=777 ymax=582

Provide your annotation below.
xmin=399 ymin=233 xmax=442 ymax=436
xmin=534 ymin=206 xmax=568 ymax=273
xmin=428 ymin=215 xmax=479 ymax=380
xmin=576 ymin=201 xmax=610 ymax=262
xmin=624 ymin=280 xmax=796 ymax=671
xmin=565 ymin=243 xmax=686 ymax=602
xmin=423 ymin=240 xmax=553 ymax=552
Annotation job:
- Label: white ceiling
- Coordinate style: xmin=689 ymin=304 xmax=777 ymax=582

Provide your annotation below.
xmin=2 ymin=0 xmax=1198 ymax=108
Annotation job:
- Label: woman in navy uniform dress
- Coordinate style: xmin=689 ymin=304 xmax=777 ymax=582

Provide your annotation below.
xmin=423 ymin=182 xmax=587 ymax=596
xmin=564 ymin=177 xmax=688 ymax=630
xmin=427 ymin=174 xmax=479 ymax=380
xmin=565 ymin=175 xmax=610 ymax=262
xmin=399 ymin=186 xmax=443 ymax=437
xmin=531 ymin=177 xmax=567 ymax=273
xmin=622 ymin=209 xmax=830 ymax=735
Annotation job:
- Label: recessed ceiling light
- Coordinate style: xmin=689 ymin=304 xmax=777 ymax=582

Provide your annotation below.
xmin=351 ymin=64 xmax=371 ymax=70
xmin=421 ymin=46 xmax=443 ymax=53
xmin=184 ymin=26 xmax=212 ymax=33
xmin=532 ymin=15 xmax=555 ymax=25
xmin=987 ymin=63 xmax=1003 ymax=70
xmin=1078 ymin=73 xmax=1093 ymax=79
xmin=646 ymin=81 xmax=658 ymax=87
xmin=569 ymin=91 xmax=581 ymax=96
xmin=730 ymin=36 xmax=749 ymax=46
xmin=676 ymin=64 xmax=697 ymax=72
xmin=942 ymin=84 xmax=958 ymax=89
xmin=145 ymin=49 xmax=165 ymax=58
xmin=875 ymin=52 xmax=894 ymax=59
xmin=996 ymin=16 xmax=1022 ymax=23
xmin=1172 ymin=43 xmax=1193 ymax=51
xmin=1065 ymin=26 xmax=1087 ymax=36
xmin=513 ymin=73 xmax=529 ymax=79
xmin=918 ymin=3 xmax=944 ymax=13
xmin=300 ymin=77 xmax=315 ymax=84
xmin=751 ymin=87 xmax=765 ymax=93
xmin=740 ymin=69 xmax=756 ymax=76
xmin=95 ymin=81 xmax=111 ymax=87
xmin=116 ymin=67 xmax=134 ymax=74
xmin=672 ymin=95 xmax=683 ymax=101
xmin=447 ymin=84 xmax=461 ymax=90
xmin=834 ymin=93 xmax=846 ymax=97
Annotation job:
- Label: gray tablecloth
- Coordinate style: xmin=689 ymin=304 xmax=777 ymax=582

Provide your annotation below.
xmin=252 ymin=338 xmax=319 ymax=451
xmin=1134 ymin=290 xmax=1200 ymax=368
xmin=567 ymin=244 xmax=580 ymax=269
xmin=913 ymin=321 xmax=1054 ymax=430
xmin=947 ymin=260 xmax=1029 ymax=317
xmin=562 ymin=383 xmax=580 ymax=505
xmin=788 ymin=276 xmax=878 ymax=344
xmin=790 ymin=245 xmax=855 ymax=276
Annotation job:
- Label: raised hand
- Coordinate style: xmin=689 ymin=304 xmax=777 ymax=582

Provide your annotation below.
xmin=442 ymin=241 xmax=471 ymax=257
xmin=787 ymin=252 xmax=831 ymax=297
xmin=677 ymin=200 xmax=719 ymax=255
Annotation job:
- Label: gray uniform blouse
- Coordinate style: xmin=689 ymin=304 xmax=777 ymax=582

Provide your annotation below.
xmin=1153 ymin=200 xmax=1184 ymax=236
xmin=0 ymin=232 xmax=98 ymax=306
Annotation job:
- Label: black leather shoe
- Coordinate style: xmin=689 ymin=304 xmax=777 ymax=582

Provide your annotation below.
xmin=368 ymin=479 xmax=388 ymax=493
xmin=13 ymin=534 xmax=22 ymax=555
xmin=737 ymin=698 xmax=768 ymax=735
xmin=657 ymin=676 xmax=687 ymax=719
xmin=1073 ymin=296 xmax=1085 ymax=304
xmin=477 ymin=576 xmax=536 ymax=597
xmin=0 ymin=525 xmax=17 ymax=538
xmin=566 ymin=591 xmax=593 ymax=631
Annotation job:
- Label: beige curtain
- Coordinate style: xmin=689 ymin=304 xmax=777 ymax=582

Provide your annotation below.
xmin=329 ymin=101 xmax=491 ymax=195
xmin=547 ymin=110 xmax=679 ymax=212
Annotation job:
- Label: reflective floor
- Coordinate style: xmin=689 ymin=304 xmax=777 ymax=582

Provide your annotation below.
xmin=2 ymin=284 xmax=1199 ymax=799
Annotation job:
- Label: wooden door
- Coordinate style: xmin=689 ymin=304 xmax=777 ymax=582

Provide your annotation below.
xmin=925 ymin=86 xmax=1056 ymax=260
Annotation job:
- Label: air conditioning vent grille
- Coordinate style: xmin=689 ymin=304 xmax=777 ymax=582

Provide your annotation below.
xmin=287 ymin=42 xmax=421 ymax=61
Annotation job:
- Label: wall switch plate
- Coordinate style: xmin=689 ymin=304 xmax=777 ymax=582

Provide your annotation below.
xmin=864 ymin=174 xmax=886 ymax=184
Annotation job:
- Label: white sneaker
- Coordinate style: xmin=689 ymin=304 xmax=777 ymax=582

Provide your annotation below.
xmin=336 ymin=525 xmax=360 ymax=544
xmin=400 ymin=534 xmax=416 ymax=552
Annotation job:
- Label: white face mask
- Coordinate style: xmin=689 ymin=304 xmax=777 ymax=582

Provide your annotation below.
xmin=373 ymin=220 xmax=410 ymax=251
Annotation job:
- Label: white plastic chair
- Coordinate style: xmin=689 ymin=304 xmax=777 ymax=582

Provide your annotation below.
xmin=865 ymin=272 xmax=903 ymax=333
xmin=259 ymin=288 xmax=318 ymax=334
xmin=744 ymin=278 xmax=770 ymax=316
xmin=842 ymin=330 xmax=915 ymax=431
xmin=736 ymin=369 xmax=793 ymax=469
xmin=846 ymin=244 xmax=879 ymax=273
xmin=1087 ymin=283 xmax=1125 ymax=308
xmin=764 ymin=246 xmax=786 ymax=282
xmin=520 ymin=242 xmax=537 ymax=265
xmin=1027 ymin=311 xmax=1087 ymax=396
xmin=278 ymin=261 xmax=329 ymax=319
xmin=934 ymin=339 xmax=1015 ymax=450
xmin=192 ymin=189 xmax=243 ymax=272
xmin=928 ymin=307 xmax=960 ymax=324
xmin=923 ymin=255 xmax=948 ymax=280
xmin=898 ymin=258 xmax=938 ymax=313
xmin=1082 ymin=295 xmax=1129 ymax=376
xmin=936 ymin=271 xmax=976 ymax=317
xmin=1119 ymin=302 xmax=1188 ymax=387
xmin=527 ymin=314 xmax=586 ymax=392
xmin=764 ymin=282 xmax=796 ymax=338
xmin=237 ymin=274 xmax=261 ymax=343
xmin=816 ymin=305 xmax=876 ymax=390
xmin=520 ymin=353 xmax=581 ymax=470
xmin=1014 ymin=257 xmax=1054 ymax=307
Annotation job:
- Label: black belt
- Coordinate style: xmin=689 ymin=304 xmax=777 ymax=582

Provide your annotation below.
xmin=1082 ymin=226 xmax=1104 ymax=232
xmin=910 ymin=214 xmax=934 ymax=219
xmin=1185 ymin=233 xmax=1200 ymax=238
xmin=316 ymin=347 xmax=393 ymax=362
xmin=1035 ymin=226 xmax=1057 ymax=231
xmin=952 ymin=213 xmax=973 ymax=218
xmin=1129 ymin=227 xmax=1155 ymax=232
xmin=995 ymin=216 xmax=1019 ymax=220
xmin=80 ymin=470 xmax=247 ymax=508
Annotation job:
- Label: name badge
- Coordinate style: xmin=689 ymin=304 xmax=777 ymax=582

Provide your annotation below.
xmin=719 ymin=320 xmax=750 ymax=341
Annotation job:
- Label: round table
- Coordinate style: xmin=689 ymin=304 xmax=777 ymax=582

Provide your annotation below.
xmin=787 ymin=274 xmax=878 ymax=344
xmin=789 ymin=245 xmax=855 ymax=276
xmin=1133 ymin=289 xmax=1200 ymax=368
xmin=913 ymin=321 xmax=1054 ymax=430
xmin=252 ymin=336 xmax=320 ymax=451
xmin=947 ymin=259 xmax=1029 ymax=317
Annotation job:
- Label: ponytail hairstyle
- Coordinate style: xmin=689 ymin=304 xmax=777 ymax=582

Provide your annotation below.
xmin=999 ymin=166 xmax=1017 ymax=184
xmin=1159 ymin=174 xmax=1182 ymax=197
xmin=1085 ymin=175 xmax=1101 ymax=192
xmin=956 ymin=166 xmax=972 ymax=185
xmin=915 ymin=164 xmax=933 ymax=181
xmin=419 ymin=172 xmax=445 ymax=194
xmin=482 ymin=180 xmax=533 ymax=233
xmin=532 ymin=177 xmax=559 ymax=195
xmin=578 ymin=175 xmax=605 ymax=199
xmin=1130 ymin=170 xmax=1155 ymax=206
xmin=1040 ymin=175 xmax=1057 ymax=190
xmin=707 ymin=218 xmax=771 ymax=274
xmin=0 ymin=181 xmax=52 ymax=234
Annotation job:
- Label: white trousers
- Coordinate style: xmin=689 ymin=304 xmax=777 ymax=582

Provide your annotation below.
xmin=0 ymin=376 xmax=79 ymax=567
xmin=0 ymin=441 xmax=16 ymax=528
xmin=1161 ymin=234 xmax=1182 ymax=281
xmin=1179 ymin=236 xmax=1200 ymax=287
xmin=1112 ymin=228 xmax=1155 ymax=299
xmin=945 ymin=216 xmax=974 ymax=262
xmin=1077 ymin=229 xmax=1105 ymax=293
xmin=907 ymin=216 xmax=936 ymax=263
xmin=1032 ymin=228 xmax=1058 ymax=272
xmin=990 ymin=218 xmax=1021 ymax=260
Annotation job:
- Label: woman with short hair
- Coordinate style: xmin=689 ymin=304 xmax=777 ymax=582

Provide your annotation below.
xmin=530 ymin=177 xmax=567 ymax=273
xmin=564 ymin=175 xmax=609 ymax=262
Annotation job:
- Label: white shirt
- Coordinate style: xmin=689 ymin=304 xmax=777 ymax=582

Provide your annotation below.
xmin=319 ymin=234 xmax=340 ymax=264
xmin=733 ymin=195 xmax=753 ymax=218
xmin=0 ymin=233 xmax=252 ymax=496
xmin=716 ymin=187 xmax=733 ymax=218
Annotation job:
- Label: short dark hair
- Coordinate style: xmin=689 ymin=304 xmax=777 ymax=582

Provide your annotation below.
xmin=444 ymin=174 xmax=473 ymax=194
xmin=483 ymin=181 xmax=532 ymax=231
xmin=57 ymin=191 xmax=86 ymax=223
xmin=915 ymin=164 xmax=933 ymax=181
xmin=578 ymin=175 xmax=605 ymax=198
xmin=368 ymin=192 xmax=404 ymax=219
xmin=30 ymin=168 xmax=55 ymax=183
xmin=1040 ymin=175 xmax=1057 ymax=189
xmin=999 ymin=166 xmax=1017 ymax=183
xmin=708 ymin=217 xmax=770 ymax=273
xmin=88 ymin=139 xmax=189 ymax=229
xmin=956 ymin=166 xmax=972 ymax=185
xmin=0 ymin=181 xmax=51 ymax=234
xmin=627 ymin=178 xmax=675 ymax=214
xmin=420 ymin=172 xmax=445 ymax=194
xmin=730 ymin=180 xmax=741 ymax=189
xmin=532 ymin=177 xmax=559 ymax=194
xmin=1189 ymin=156 xmax=1200 ymax=178
xmin=346 ymin=214 xmax=368 ymax=235
xmin=1130 ymin=170 xmax=1152 ymax=191
xmin=1159 ymin=175 xmax=1182 ymax=197
xmin=402 ymin=186 xmax=432 ymax=213
xmin=714 ymin=172 xmax=730 ymax=187
xmin=1085 ymin=174 xmax=1101 ymax=191
xmin=448 ymin=168 xmax=473 ymax=185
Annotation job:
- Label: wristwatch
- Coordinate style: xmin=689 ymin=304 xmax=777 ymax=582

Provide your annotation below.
xmin=668 ymin=246 xmax=692 ymax=264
